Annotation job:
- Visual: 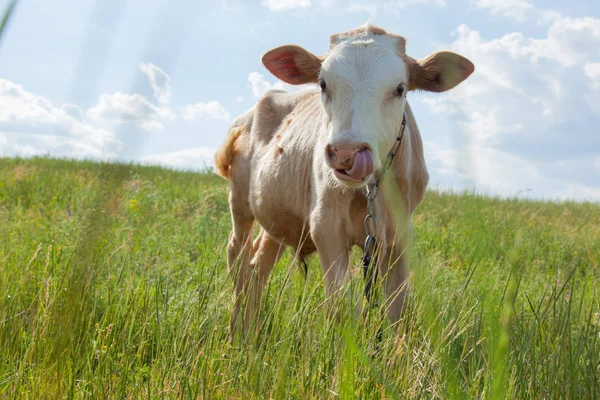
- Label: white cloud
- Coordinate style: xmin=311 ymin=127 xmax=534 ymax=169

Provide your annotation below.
xmin=235 ymin=96 xmax=244 ymax=103
xmin=384 ymin=0 xmax=445 ymax=9
xmin=344 ymin=3 xmax=378 ymax=16
xmin=182 ymin=101 xmax=230 ymax=122
xmin=0 ymin=78 xmax=123 ymax=159
xmin=249 ymin=72 xmax=286 ymax=98
xmin=220 ymin=0 xmax=244 ymax=11
xmin=425 ymin=141 xmax=540 ymax=195
xmin=60 ymin=104 xmax=84 ymax=121
xmin=559 ymin=184 xmax=600 ymax=202
xmin=140 ymin=120 xmax=165 ymax=131
xmin=262 ymin=0 xmax=311 ymax=11
xmin=425 ymin=141 xmax=600 ymax=202
xmin=584 ymin=62 xmax=600 ymax=90
xmin=420 ymin=17 xmax=600 ymax=201
xmin=140 ymin=147 xmax=216 ymax=170
xmin=472 ymin=0 xmax=532 ymax=21
xmin=427 ymin=19 xmax=600 ymax=121
xmin=456 ymin=110 xmax=523 ymax=144
xmin=532 ymin=17 xmax=600 ymax=66
xmin=86 ymin=92 xmax=174 ymax=128
xmin=448 ymin=17 xmax=600 ymax=68
xmin=248 ymin=71 xmax=314 ymax=98
xmin=0 ymin=63 xmax=229 ymax=167
xmin=85 ymin=64 xmax=176 ymax=130
xmin=319 ymin=0 xmax=444 ymax=15
xmin=140 ymin=63 xmax=172 ymax=104
xmin=536 ymin=9 xmax=562 ymax=24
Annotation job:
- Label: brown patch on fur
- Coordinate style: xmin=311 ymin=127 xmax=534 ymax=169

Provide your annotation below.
xmin=274 ymin=117 xmax=292 ymax=142
xmin=214 ymin=127 xmax=244 ymax=179
xmin=232 ymin=129 xmax=248 ymax=156
xmin=391 ymin=33 xmax=407 ymax=54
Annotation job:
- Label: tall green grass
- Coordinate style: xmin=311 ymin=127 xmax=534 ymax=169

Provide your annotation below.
xmin=0 ymin=156 xmax=598 ymax=398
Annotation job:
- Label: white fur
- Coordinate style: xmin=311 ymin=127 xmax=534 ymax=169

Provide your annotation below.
xmin=320 ymin=33 xmax=408 ymax=187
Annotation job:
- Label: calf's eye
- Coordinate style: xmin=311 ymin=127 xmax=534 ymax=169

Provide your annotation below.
xmin=319 ymin=79 xmax=327 ymax=91
xmin=396 ymin=84 xmax=405 ymax=97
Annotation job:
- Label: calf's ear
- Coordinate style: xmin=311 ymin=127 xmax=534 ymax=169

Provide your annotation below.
xmin=262 ymin=45 xmax=322 ymax=85
xmin=408 ymin=51 xmax=474 ymax=93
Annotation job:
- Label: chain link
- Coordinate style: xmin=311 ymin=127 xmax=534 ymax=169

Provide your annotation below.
xmin=362 ymin=186 xmax=379 ymax=303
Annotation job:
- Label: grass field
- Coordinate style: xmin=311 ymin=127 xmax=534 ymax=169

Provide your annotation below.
xmin=0 ymin=156 xmax=599 ymax=399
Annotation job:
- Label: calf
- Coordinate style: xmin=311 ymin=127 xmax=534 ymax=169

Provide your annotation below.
xmin=215 ymin=24 xmax=474 ymax=337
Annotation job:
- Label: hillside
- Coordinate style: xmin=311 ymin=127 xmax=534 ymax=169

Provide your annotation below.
xmin=0 ymin=157 xmax=599 ymax=398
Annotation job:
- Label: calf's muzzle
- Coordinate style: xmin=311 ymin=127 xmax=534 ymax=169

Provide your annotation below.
xmin=325 ymin=138 xmax=374 ymax=183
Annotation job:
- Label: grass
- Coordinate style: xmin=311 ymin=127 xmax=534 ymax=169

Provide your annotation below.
xmin=0 ymin=156 xmax=598 ymax=399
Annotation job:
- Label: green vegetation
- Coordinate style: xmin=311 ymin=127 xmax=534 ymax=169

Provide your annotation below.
xmin=0 ymin=157 xmax=598 ymax=398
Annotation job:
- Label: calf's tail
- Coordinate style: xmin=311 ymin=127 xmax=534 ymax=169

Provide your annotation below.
xmin=214 ymin=127 xmax=243 ymax=179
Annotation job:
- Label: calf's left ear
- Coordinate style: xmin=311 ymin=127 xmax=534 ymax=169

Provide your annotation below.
xmin=408 ymin=51 xmax=474 ymax=93
xmin=262 ymin=45 xmax=323 ymax=85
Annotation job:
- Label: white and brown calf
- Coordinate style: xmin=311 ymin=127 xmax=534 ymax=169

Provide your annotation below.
xmin=215 ymin=24 xmax=474 ymax=337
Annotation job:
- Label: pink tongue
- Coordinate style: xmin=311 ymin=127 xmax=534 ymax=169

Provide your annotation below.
xmin=345 ymin=149 xmax=374 ymax=181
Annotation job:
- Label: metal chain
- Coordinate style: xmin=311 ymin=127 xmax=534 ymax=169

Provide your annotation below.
xmin=362 ymin=189 xmax=379 ymax=304
xmin=361 ymin=113 xmax=407 ymax=304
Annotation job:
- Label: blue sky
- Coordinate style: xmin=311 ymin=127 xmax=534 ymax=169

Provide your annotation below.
xmin=1 ymin=0 xmax=599 ymax=201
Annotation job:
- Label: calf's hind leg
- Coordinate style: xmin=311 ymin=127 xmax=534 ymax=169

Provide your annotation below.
xmin=227 ymin=185 xmax=255 ymax=339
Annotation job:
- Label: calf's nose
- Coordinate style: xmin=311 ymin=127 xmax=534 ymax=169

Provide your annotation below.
xmin=325 ymin=142 xmax=374 ymax=182
xmin=327 ymin=144 xmax=360 ymax=169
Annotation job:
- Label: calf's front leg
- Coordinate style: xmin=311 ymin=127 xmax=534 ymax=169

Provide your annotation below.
xmin=310 ymin=217 xmax=351 ymax=313
xmin=378 ymin=242 xmax=411 ymax=327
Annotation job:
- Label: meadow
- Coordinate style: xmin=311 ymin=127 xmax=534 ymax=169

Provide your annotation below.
xmin=0 ymin=157 xmax=598 ymax=399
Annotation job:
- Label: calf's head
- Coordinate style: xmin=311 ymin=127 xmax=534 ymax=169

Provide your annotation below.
xmin=262 ymin=24 xmax=474 ymax=188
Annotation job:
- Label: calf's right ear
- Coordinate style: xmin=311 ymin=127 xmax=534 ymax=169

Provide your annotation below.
xmin=262 ymin=45 xmax=322 ymax=85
